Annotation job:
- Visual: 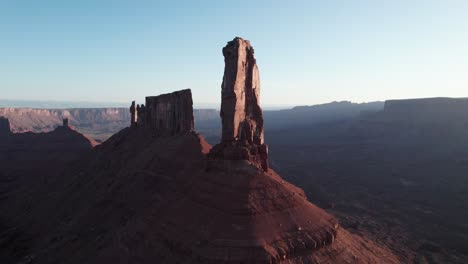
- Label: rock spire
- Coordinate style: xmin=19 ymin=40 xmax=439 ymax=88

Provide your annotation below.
xmin=209 ymin=37 xmax=268 ymax=170
xmin=62 ymin=118 xmax=69 ymax=128
xmin=0 ymin=116 xmax=11 ymax=138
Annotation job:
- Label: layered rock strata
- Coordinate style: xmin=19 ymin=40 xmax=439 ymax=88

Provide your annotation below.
xmin=209 ymin=37 xmax=268 ymax=171
xmin=145 ymin=89 xmax=194 ymax=136
xmin=0 ymin=107 xmax=130 ymax=142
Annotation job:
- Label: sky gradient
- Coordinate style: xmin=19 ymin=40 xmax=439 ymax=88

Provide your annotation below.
xmin=1 ymin=0 xmax=467 ymax=107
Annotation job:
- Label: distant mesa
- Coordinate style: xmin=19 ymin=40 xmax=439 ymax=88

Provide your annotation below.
xmin=383 ymin=97 xmax=468 ymax=122
xmin=0 ymin=107 xmax=131 ymax=142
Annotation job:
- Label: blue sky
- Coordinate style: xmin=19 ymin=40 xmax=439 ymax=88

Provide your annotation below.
xmin=0 ymin=0 xmax=467 ymax=107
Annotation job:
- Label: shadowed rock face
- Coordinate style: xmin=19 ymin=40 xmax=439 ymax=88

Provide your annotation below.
xmin=0 ymin=117 xmax=11 ymax=137
xmin=210 ymin=37 xmax=268 ymax=171
xmin=20 ymin=128 xmax=399 ymax=264
xmin=384 ymin=97 xmax=468 ymax=122
xmin=145 ymin=89 xmax=194 ymax=135
xmin=0 ymin=123 xmax=96 ymax=162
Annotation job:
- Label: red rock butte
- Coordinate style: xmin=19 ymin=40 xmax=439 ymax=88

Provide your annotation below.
xmin=18 ymin=37 xmax=399 ymax=264
xmin=145 ymin=89 xmax=194 ymax=135
xmin=107 ymin=37 xmax=395 ymax=262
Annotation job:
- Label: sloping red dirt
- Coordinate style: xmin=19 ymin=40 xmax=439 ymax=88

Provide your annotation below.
xmin=14 ymin=127 xmax=400 ymax=263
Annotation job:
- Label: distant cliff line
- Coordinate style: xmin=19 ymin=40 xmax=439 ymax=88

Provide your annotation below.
xmin=0 ymin=101 xmax=381 ymax=134
xmin=0 ymin=108 xmax=220 ymax=131
xmin=383 ymin=97 xmax=468 ymax=122
xmin=5 ymin=97 xmax=467 ymax=141
xmin=0 ymin=107 xmax=219 ymax=142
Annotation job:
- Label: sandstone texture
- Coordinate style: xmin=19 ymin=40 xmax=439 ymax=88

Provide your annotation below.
xmin=210 ymin=37 xmax=268 ymax=171
xmin=220 ymin=37 xmax=263 ymax=145
xmin=145 ymin=89 xmax=194 ymax=135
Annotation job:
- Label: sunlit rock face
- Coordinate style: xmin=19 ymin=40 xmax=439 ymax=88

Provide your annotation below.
xmin=210 ymin=37 xmax=268 ymax=171
xmin=220 ymin=37 xmax=264 ymax=145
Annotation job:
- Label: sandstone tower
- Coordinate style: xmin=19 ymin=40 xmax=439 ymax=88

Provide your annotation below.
xmin=62 ymin=118 xmax=69 ymax=128
xmin=145 ymin=89 xmax=194 ymax=136
xmin=209 ymin=37 xmax=268 ymax=171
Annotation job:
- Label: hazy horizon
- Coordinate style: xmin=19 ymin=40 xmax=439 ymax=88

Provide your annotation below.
xmin=0 ymin=97 xmax=380 ymax=110
xmin=1 ymin=1 xmax=467 ymax=105
xmin=3 ymin=95 xmax=468 ymax=111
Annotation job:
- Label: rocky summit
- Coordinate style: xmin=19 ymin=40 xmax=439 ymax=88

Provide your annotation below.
xmin=209 ymin=37 xmax=269 ymax=171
